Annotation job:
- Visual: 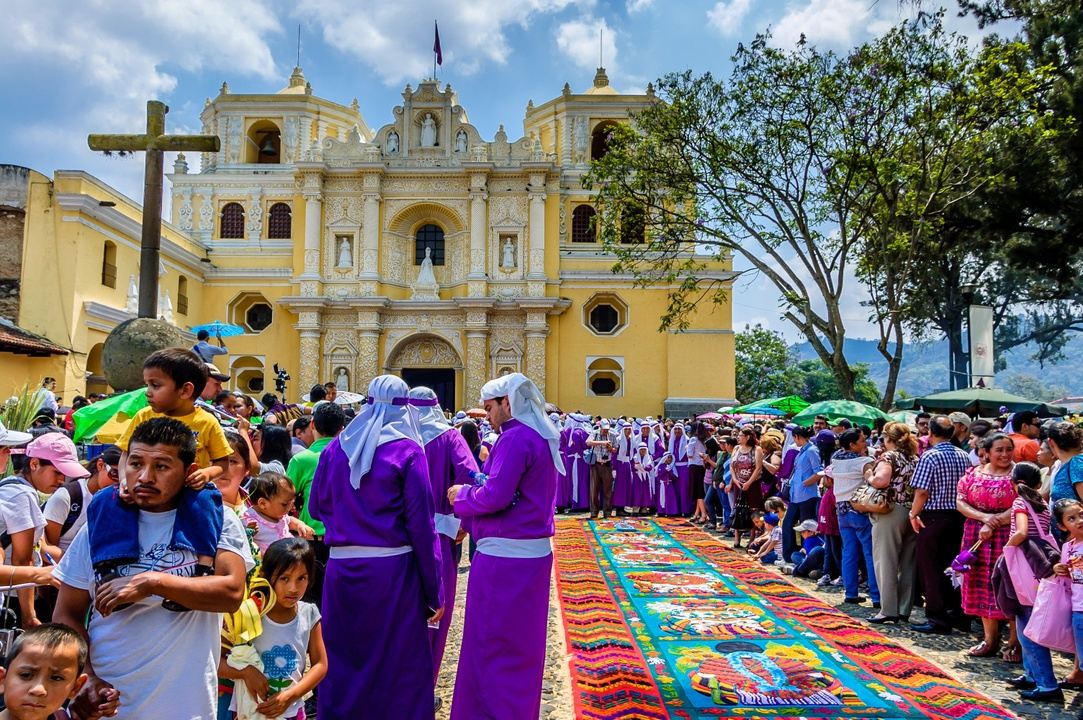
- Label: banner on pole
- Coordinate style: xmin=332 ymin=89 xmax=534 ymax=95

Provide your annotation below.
xmin=969 ymin=304 xmax=994 ymax=388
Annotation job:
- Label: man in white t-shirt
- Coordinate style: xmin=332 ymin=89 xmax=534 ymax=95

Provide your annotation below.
xmin=54 ymin=417 xmax=252 ymax=720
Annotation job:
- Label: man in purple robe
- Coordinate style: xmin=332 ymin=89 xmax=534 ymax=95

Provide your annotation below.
xmin=310 ymin=375 xmax=444 ymax=719
xmin=564 ymin=412 xmax=593 ymax=511
xmin=447 ymin=373 xmax=562 ymax=720
xmin=408 ymin=385 xmax=478 ymax=683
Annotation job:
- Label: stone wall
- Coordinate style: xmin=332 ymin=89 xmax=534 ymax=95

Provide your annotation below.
xmin=0 ymin=165 xmax=30 ymax=323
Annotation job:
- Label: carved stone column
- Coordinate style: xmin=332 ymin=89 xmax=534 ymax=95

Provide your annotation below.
xmin=525 ymin=309 xmax=548 ymax=397
xmin=356 ymin=331 xmax=380 ymax=391
xmin=297 ymin=309 xmax=322 ymax=391
xmin=527 ymin=173 xmax=547 ymax=298
xmin=468 ymin=173 xmax=488 ymax=296
xmin=301 ymin=172 xmax=323 ymax=279
xmin=360 ymin=191 xmax=380 ymax=293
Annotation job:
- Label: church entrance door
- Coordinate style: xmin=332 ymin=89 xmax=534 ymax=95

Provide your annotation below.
xmin=402 ymin=368 xmax=455 ymax=412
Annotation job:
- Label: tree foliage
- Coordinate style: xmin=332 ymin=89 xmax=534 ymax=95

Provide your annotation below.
xmin=585 ymin=13 xmax=1056 ymax=410
xmin=734 ymin=324 xmax=797 ymax=402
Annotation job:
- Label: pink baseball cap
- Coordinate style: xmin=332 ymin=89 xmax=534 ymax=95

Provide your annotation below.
xmin=26 ymin=433 xmax=90 ymax=479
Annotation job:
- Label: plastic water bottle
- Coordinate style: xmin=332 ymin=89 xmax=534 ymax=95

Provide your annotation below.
xmin=469 ymin=470 xmax=488 ymax=487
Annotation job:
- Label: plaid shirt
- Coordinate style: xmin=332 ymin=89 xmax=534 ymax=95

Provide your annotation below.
xmin=910 ymin=440 xmax=970 ymax=511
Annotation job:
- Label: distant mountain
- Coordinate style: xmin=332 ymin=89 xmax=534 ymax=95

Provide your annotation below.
xmin=791 ymin=335 xmax=1083 ymax=399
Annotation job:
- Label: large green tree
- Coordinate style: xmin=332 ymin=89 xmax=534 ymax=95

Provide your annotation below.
xmin=585 ymin=14 xmax=1058 ymax=409
xmin=733 ymin=324 xmax=797 ymax=403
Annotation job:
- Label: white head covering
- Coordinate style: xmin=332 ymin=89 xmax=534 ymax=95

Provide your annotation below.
xmin=480 ymin=372 xmax=565 ymax=475
xmin=567 ymin=412 xmax=593 ymax=433
xmin=408 ymin=386 xmax=453 ymax=446
xmin=667 ymin=423 xmax=686 ymax=461
xmin=338 ymin=375 xmax=424 ymax=489
xmin=616 ymin=421 xmax=639 ymax=461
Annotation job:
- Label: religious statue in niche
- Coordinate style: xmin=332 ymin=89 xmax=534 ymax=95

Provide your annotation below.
xmin=412 ymin=246 xmax=440 ymax=300
xmin=126 ymin=275 xmax=139 ymax=314
xmin=501 ymin=237 xmax=518 ymax=269
xmin=420 ymin=113 xmax=437 ymax=147
xmin=336 ymin=237 xmax=353 ymax=268
xmin=386 ymin=130 xmax=399 ymax=153
xmin=335 ymin=366 xmax=350 ymax=393
xmin=455 ymin=129 xmax=468 ymax=153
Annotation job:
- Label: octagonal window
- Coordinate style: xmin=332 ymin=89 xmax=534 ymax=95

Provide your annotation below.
xmin=587 ymin=357 xmax=624 ymax=397
xmin=583 ymin=293 xmax=628 ymax=336
xmin=245 ymin=303 xmax=272 ymax=332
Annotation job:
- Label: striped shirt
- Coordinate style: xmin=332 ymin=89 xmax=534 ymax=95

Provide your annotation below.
xmin=910 ymin=440 xmax=970 ymax=511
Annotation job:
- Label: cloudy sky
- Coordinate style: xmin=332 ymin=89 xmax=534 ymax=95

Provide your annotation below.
xmin=2 ymin=0 xmax=989 ymax=340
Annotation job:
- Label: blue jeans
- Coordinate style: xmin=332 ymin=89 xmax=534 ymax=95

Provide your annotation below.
xmin=705 ymin=484 xmax=726 ymax=526
xmin=791 ymin=546 xmax=825 ymax=577
xmin=86 ymin=485 xmax=223 ymax=570
xmin=782 ymin=497 xmax=819 ymax=561
xmin=838 ymin=510 xmax=879 ymax=602
xmin=1018 ymin=607 xmax=1058 ymax=691
xmin=1073 ymin=611 xmax=1083 ymax=669
xmin=761 ymin=551 xmax=778 ymax=565
xmin=822 ymin=534 xmax=842 ymax=578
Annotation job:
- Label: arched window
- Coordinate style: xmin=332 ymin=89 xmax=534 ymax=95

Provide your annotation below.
xmin=267 ymin=203 xmax=292 ymax=239
xmin=101 ymin=241 xmax=117 ymax=288
xmin=247 ymin=121 xmax=281 ymax=164
xmin=177 ymin=276 xmax=189 ymax=315
xmin=587 ymin=357 xmax=624 ymax=397
xmin=414 ymin=224 xmax=445 ymax=265
xmin=591 ymin=122 xmax=619 ymax=161
xmin=220 ymin=202 xmax=245 ymax=239
xmin=620 ymin=206 xmax=645 ymax=244
xmin=571 ymin=205 xmax=597 ymax=243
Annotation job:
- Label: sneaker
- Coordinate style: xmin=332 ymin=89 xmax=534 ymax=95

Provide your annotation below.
xmin=831 ymin=576 xmax=843 ymax=586
xmin=816 ymin=575 xmax=832 ymax=587
xmin=781 ymin=564 xmax=795 ymax=575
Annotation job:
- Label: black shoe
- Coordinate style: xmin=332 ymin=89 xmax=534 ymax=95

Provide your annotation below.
xmin=1020 ymin=687 xmax=1064 ymax=703
xmin=1058 ymin=680 xmax=1083 ymax=691
xmin=872 ymin=601 xmax=881 ymax=609
xmin=910 ymin=621 xmax=952 ymax=635
xmin=867 ymin=615 xmax=899 ymax=625
xmin=844 ymin=596 xmax=865 ymax=604
xmin=1007 ymin=675 xmax=1036 ymax=690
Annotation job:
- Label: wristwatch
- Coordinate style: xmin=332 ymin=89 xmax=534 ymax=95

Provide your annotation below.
xmin=908 ymin=511 xmax=919 ymax=519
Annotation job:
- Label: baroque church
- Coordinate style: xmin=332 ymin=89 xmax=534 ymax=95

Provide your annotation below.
xmin=2 ymin=66 xmax=735 ymax=416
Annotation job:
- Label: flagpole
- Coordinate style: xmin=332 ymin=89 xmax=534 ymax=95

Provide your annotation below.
xmin=434 ymin=20 xmax=438 ymax=80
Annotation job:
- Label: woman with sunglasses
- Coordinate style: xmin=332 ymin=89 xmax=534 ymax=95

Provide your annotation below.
xmin=42 ymin=445 xmax=121 ymax=561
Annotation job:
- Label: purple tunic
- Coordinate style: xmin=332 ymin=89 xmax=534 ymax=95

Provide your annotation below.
xmin=420 ymin=429 xmax=478 ymax=682
xmin=451 ymin=418 xmax=556 ymax=720
xmin=310 ymin=438 xmax=443 ymax=719
xmin=656 ymin=463 xmax=680 ymax=515
xmin=555 ymin=427 xmax=572 ymax=508
xmin=566 ymin=428 xmax=591 ymax=510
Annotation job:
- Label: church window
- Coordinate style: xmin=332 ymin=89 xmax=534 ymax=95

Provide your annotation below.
xmin=245 ymin=303 xmax=273 ymax=333
xmin=620 ymin=206 xmax=645 ymax=244
xmin=591 ymin=121 xmax=619 ymax=161
xmin=267 ymin=202 xmax=292 ymax=239
xmin=415 ymin=224 xmax=445 ymax=266
xmin=220 ymin=202 xmax=245 ymax=239
xmin=247 ymin=121 xmax=281 ymax=164
xmin=589 ymin=304 xmax=619 ymax=333
xmin=583 ymin=293 xmax=629 ymax=336
xmin=177 ymin=276 xmax=189 ymax=315
xmin=571 ymin=205 xmax=597 ymax=243
xmin=101 ymin=241 xmax=117 ymax=288
xmin=587 ymin=357 xmax=624 ymax=397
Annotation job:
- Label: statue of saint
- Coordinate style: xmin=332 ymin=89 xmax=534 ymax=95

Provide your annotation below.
xmin=502 ymin=238 xmax=517 ymax=268
xmin=335 ymin=367 xmax=350 ymax=393
xmin=420 ymin=113 xmax=437 ymax=147
xmin=386 ymin=130 xmax=399 ymax=153
xmin=336 ymin=237 xmax=352 ymax=268
xmin=125 ymin=275 xmax=138 ymax=314
xmin=411 ymin=246 xmax=440 ymax=300
xmin=159 ymin=289 xmax=174 ymax=324
xmin=455 ymin=129 xmax=468 ymax=153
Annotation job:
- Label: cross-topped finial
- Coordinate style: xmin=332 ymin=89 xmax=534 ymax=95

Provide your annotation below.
xmin=88 ymin=101 xmax=219 ymax=318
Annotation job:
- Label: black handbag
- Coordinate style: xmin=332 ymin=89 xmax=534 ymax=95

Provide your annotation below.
xmin=731 ymin=489 xmax=753 ymax=531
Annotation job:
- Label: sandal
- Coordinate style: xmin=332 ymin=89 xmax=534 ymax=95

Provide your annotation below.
xmin=966 ymin=640 xmax=1000 ymax=658
xmin=1001 ymin=644 xmax=1022 ymax=664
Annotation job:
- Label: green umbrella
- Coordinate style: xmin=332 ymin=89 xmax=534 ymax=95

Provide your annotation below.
xmin=894 ymin=388 xmax=1067 ymax=417
xmin=72 ymin=388 xmax=148 ymax=443
xmin=792 ymin=399 xmax=889 ymax=427
xmin=731 ymin=395 xmax=811 ymax=415
xmin=888 ymin=410 xmax=918 ymax=424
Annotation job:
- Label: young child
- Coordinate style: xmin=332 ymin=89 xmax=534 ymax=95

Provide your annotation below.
xmin=223 ymin=538 xmax=327 ymax=720
xmin=788 ymin=519 xmax=826 ymax=578
xmin=1008 ymin=463 xmax=1059 ymax=701
xmin=242 ymin=473 xmax=314 ymax=554
xmin=1052 ymin=498 xmax=1083 ymax=693
xmin=95 ymin=348 xmax=230 ymax=583
xmin=655 ymin=453 xmax=679 ymax=517
xmin=749 ymin=512 xmax=781 ymax=565
xmin=0 ymin=624 xmax=90 ymax=720
xmin=817 ymin=474 xmax=842 ymax=587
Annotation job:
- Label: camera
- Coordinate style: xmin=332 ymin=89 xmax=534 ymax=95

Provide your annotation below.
xmin=273 ymin=363 xmax=290 ymax=395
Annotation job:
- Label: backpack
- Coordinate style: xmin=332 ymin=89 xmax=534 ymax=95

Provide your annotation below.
xmin=0 ymin=477 xmax=31 ymax=550
xmin=57 ymin=479 xmax=84 ymax=537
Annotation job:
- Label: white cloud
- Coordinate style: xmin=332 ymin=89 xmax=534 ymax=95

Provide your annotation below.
xmin=297 ymin=0 xmax=591 ymax=85
xmin=555 ymin=16 xmax=618 ymax=72
xmin=707 ymin=0 xmax=752 ymax=35
xmin=769 ymin=0 xmax=873 ymax=48
xmin=626 ymin=0 xmax=653 ymax=13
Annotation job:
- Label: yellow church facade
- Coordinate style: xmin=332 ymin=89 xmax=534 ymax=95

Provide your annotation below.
xmin=6 ymin=68 xmax=735 ymax=417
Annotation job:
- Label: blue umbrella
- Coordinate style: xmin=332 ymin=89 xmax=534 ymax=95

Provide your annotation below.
xmin=741 ymin=406 xmax=786 ymax=416
xmin=190 ymin=320 xmax=246 ymax=338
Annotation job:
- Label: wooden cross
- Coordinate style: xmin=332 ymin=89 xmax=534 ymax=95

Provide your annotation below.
xmin=88 ymin=101 xmax=220 ymax=318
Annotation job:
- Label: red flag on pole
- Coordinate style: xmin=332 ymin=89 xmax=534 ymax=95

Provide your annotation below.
xmin=433 ymin=21 xmax=443 ymax=66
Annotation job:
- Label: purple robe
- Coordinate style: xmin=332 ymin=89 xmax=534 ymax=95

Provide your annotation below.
xmin=630 ymin=455 xmax=655 ymax=508
xmin=421 ymin=429 xmax=478 ymax=683
xmin=310 ymin=438 xmax=443 ymax=719
xmin=555 ymin=427 xmax=572 ymax=509
xmin=656 ymin=462 xmax=680 ymax=515
xmin=451 ymin=418 xmax=556 ymax=720
xmin=612 ymin=432 xmax=636 ymax=507
xmin=566 ymin=428 xmax=591 ymax=510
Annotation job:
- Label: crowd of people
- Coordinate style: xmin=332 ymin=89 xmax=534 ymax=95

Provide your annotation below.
xmin=556 ymin=407 xmax=1083 ymax=710
xmin=4 ymin=348 xmax=1083 ymax=718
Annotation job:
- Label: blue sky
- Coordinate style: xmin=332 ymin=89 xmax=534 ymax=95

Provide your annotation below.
xmin=2 ymin=0 xmax=989 ymax=339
